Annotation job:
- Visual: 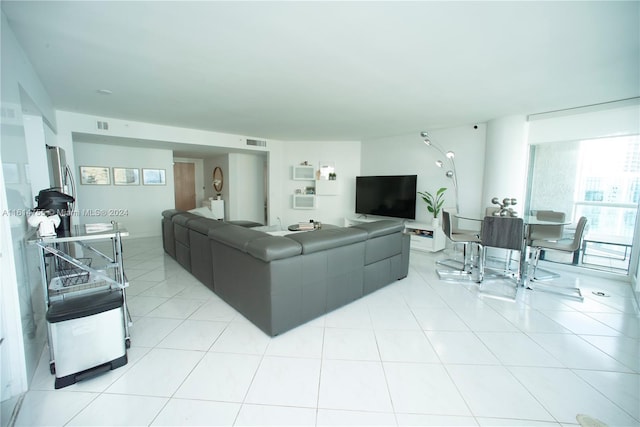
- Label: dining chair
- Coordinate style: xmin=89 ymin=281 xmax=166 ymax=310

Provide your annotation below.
xmin=526 ymin=210 xmax=566 ymax=280
xmin=436 ymin=210 xmax=481 ymax=280
xmin=527 ymin=210 xmax=566 ymax=243
xmin=527 ymin=216 xmax=588 ymax=301
xmin=477 ymin=216 xmax=525 ymax=299
xmin=482 ymin=206 xmax=517 ymax=273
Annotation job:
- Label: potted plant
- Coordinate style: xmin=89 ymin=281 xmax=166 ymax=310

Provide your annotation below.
xmin=417 ymin=187 xmax=447 ymax=226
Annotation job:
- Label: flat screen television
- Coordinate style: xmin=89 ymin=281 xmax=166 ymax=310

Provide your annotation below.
xmin=355 ymin=175 xmax=417 ymax=220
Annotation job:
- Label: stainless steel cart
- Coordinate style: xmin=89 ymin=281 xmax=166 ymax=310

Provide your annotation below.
xmin=28 ymin=223 xmax=131 ymax=388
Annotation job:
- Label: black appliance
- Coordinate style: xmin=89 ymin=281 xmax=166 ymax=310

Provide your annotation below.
xmin=35 ymin=189 xmax=75 ymax=233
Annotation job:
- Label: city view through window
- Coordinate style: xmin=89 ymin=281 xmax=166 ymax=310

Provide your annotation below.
xmin=576 ymin=135 xmax=639 ymax=238
xmin=529 ymin=135 xmax=639 ymax=273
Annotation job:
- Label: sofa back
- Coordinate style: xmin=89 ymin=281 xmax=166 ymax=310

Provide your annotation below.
xmin=350 ymin=220 xmax=410 ymax=294
xmin=188 ymin=217 xmax=228 ymax=290
xmin=350 ymin=220 xmax=404 ymax=264
xmin=173 ymin=212 xmax=201 ymax=271
xmin=208 ymin=224 xmax=371 ymax=335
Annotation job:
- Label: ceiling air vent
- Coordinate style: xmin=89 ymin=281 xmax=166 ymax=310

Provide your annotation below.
xmin=97 ymin=120 xmax=109 ymax=130
xmin=246 ymin=138 xmax=266 ymax=147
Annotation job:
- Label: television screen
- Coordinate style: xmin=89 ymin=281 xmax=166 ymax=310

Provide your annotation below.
xmin=355 ymin=175 xmax=417 ymax=220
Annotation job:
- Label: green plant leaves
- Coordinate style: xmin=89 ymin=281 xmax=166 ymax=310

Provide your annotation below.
xmin=417 ymin=187 xmax=447 ymax=218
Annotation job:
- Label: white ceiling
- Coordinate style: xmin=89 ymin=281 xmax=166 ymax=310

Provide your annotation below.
xmin=3 ymin=1 xmax=639 ymax=141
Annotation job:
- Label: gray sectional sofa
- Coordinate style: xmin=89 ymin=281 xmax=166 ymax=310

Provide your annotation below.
xmin=161 ymin=210 xmax=410 ymax=336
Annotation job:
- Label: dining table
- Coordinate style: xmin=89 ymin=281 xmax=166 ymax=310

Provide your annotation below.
xmin=454 ymin=213 xmax=572 ymax=286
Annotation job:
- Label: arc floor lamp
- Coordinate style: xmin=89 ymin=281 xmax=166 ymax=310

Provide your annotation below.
xmin=420 ymin=132 xmax=460 ymax=213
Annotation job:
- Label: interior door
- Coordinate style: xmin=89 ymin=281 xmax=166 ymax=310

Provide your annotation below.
xmin=173 ymin=162 xmax=196 ymax=210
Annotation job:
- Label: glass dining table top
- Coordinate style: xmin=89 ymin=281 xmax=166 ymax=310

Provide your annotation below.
xmin=454 ymin=213 xmax=572 ymax=226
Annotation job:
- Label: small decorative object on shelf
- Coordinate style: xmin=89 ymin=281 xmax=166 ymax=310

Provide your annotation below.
xmin=328 ymin=172 xmax=337 ymax=180
xmin=491 ymin=197 xmax=518 ymax=217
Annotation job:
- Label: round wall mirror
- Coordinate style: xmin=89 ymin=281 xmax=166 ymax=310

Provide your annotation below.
xmin=212 ymin=167 xmax=224 ymax=192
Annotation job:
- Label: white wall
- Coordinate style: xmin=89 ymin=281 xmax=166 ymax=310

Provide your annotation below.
xmin=73 ymin=142 xmax=174 ymax=237
xmin=361 ymin=125 xmax=487 ymax=223
xmin=0 ymin=11 xmax=57 ymax=403
xmin=54 ymin=111 xmax=288 ymax=228
xmin=228 ymin=152 xmax=266 ymax=224
xmin=278 ymin=141 xmax=361 ymax=228
xmin=22 ymin=115 xmax=50 ymax=204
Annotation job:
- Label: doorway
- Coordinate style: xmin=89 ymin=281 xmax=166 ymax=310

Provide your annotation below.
xmin=173 ymin=162 xmax=195 ymax=210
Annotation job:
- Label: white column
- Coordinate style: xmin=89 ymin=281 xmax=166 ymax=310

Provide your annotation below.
xmin=481 ymin=115 xmax=529 ymax=215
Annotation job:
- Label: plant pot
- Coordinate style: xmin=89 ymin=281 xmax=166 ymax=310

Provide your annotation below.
xmin=432 ymin=217 xmax=439 ymax=227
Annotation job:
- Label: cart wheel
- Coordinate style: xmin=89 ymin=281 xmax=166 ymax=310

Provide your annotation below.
xmin=49 ymin=363 xmax=55 ymax=375
xmin=125 ymin=338 xmax=131 ymax=349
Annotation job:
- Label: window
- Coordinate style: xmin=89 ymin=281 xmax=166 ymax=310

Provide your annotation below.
xmin=574 ymin=136 xmax=640 ymax=237
xmin=529 ymin=134 xmax=640 ymax=273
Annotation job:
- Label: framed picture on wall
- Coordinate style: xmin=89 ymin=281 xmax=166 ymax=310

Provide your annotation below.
xmin=113 ymin=167 xmax=140 ymax=185
xmin=80 ymin=166 xmax=110 ymax=185
xmin=142 ymin=168 xmax=166 ymax=185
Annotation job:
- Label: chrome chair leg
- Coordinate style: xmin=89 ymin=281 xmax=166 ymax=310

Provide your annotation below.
xmin=437 ymin=242 xmax=478 ymax=281
xmin=527 ymin=247 xmax=583 ymax=301
xmin=528 ymin=249 xmax=561 ymax=280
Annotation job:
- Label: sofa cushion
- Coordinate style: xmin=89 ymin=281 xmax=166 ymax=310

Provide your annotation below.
xmin=350 ymin=220 xmax=404 ymax=237
xmin=188 ymin=217 xmax=226 ymax=234
xmin=246 ymin=236 xmax=302 ymax=262
xmin=173 ymin=212 xmax=200 ymax=227
xmin=208 ymin=224 xmax=269 ymax=252
xmin=287 ymin=228 xmax=367 ymax=254
xmin=188 ymin=207 xmax=219 ymax=219
xmin=174 ymin=212 xmax=201 ymax=246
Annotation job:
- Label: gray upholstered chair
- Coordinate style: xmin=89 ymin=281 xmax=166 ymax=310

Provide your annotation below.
xmin=526 ymin=210 xmax=566 ymax=280
xmin=477 ymin=216 xmax=525 ymax=299
xmin=481 ymin=206 xmax=517 ymax=275
xmin=527 ymin=210 xmax=566 ymax=243
xmin=528 ymin=216 xmax=587 ymax=301
xmin=436 ymin=210 xmax=481 ymax=280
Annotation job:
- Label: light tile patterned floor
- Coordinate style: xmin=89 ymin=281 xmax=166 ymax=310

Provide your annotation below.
xmin=10 ymin=237 xmax=640 ymax=426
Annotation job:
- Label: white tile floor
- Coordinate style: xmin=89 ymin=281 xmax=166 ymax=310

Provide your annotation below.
xmin=11 ymin=237 xmax=640 ymax=426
